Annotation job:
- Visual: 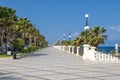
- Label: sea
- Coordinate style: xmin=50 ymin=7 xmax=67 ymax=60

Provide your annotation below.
xmin=98 ymin=46 xmax=120 ymax=54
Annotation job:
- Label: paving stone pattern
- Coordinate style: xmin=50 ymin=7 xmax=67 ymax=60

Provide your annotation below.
xmin=0 ymin=47 xmax=120 ymax=80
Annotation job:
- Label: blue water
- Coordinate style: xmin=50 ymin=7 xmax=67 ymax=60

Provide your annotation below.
xmin=98 ymin=47 xmax=120 ymax=54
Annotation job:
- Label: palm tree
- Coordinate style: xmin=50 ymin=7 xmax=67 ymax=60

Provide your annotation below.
xmin=72 ymin=37 xmax=84 ymax=46
xmin=0 ymin=6 xmax=17 ymax=53
xmin=26 ymin=23 xmax=35 ymax=47
xmin=79 ymin=31 xmax=88 ymax=44
xmin=0 ymin=6 xmax=48 ymax=53
xmin=39 ymin=35 xmax=48 ymax=47
xmin=88 ymin=26 xmax=107 ymax=48
xmin=16 ymin=17 xmax=31 ymax=46
xmin=32 ymin=28 xmax=39 ymax=46
xmin=72 ymin=26 xmax=107 ymax=48
xmin=71 ymin=30 xmax=89 ymax=46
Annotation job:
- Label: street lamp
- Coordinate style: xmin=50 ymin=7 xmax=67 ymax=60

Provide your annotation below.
xmin=68 ymin=35 xmax=71 ymax=41
xmin=68 ymin=31 xmax=71 ymax=45
xmin=68 ymin=31 xmax=71 ymax=41
xmin=84 ymin=14 xmax=90 ymax=44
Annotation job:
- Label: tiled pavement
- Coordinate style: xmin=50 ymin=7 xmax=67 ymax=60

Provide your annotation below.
xmin=0 ymin=47 xmax=120 ymax=80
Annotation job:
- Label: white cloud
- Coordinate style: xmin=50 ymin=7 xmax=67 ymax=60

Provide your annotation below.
xmin=107 ymin=25 xmax=120 ymax=40
xmin=71 ymin=32 xmax=79 ymax=37
xmin=63 ymin=33 xmax=66 ymax=36
xmin=110 ymin=25 xmax=120 ymax=32
xmin=108 ymin=34 xmax=118 ymax=40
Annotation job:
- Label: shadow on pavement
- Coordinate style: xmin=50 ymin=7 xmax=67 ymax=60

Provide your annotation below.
xmin=0 ymin=72 xmax=24 ymax=80
xmin=0 ymin=76 xmax=24 ymax=80
xmin=25 ymin=53 xmax=48 ymax=58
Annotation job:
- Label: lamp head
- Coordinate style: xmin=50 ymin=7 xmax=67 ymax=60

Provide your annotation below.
xmin=84 ymin=26 xmax=90 ymax=30
xmin=85 ymin=14 xmax=89 ymax=18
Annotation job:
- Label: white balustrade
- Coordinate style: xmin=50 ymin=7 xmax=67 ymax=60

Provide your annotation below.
xmin=53 ymin=45 xmax=119 ymax=61
xmin=62 ymin=46 xmax=65 ymax=51
xmin=77 ymin=46 xmax=80 ymax=56
xmin=68 ymin=45 xmax=72 ymax=53
xmin=95 ymin=51 xmax=118 ymax=61
xmin=83 ymin=44 xmax=90 ymax=60
xmin=72 ymin=46 xmax=75 ymax=54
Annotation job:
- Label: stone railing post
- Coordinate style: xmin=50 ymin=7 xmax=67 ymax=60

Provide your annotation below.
xmin=68 ymin=45 xmax=72 ymax=53
xmin=62 ymin=46 xmax=65 ymax=51
xmin=76 ymin=46 xmax=80 ymax=56
xmin=66 ymin=46 xmax=69 ymax=53
xmin=89 ymin=46 xmax=96 ymax=61
xmin=115 ymin=43 xmax=118 ymax=55
xmin=61 ymin=46 xmax=63 ymax=50
xmin=83 ymin=44 xmax=90 ymax=60
xmin=64 ymin=46 xmax=67 ymax=52
xmin=72 ymin=46 xmax=75 ymax=54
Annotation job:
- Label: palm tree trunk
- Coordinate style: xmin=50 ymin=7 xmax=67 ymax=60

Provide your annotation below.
xmin=1 ymin=31 xmax=4 ymax=47
xmin=34 ymin=35 xmax=36 ymax=45
xmin=29 ymin=33 xmax=32 ymax=47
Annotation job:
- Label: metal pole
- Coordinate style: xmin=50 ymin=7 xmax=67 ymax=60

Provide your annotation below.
xmin=86 ymin=29 xmax=87 ymax=44
xmin=85 ymin=14 xmax=89 ymax=44
xmin=69 ymin=31 xmax=71 ymax=41
xmin=85 ymin=18 xmax=88 ymax=44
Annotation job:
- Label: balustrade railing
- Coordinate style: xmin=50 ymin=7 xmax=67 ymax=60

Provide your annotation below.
xmin=95 ymin=51 xmax=118 ymax=61
xmin=53 ymin=45 xmax=119 ymax=61
xmin=53 ymin=45 xmax=83 ymax=57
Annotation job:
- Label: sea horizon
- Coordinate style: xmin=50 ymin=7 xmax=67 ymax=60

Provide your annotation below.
xmin=98 ymin=46 xmax=120 ymax=54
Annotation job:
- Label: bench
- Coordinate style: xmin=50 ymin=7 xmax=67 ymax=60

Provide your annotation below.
xmin=16 ymin=53 xmax=22 ymax=59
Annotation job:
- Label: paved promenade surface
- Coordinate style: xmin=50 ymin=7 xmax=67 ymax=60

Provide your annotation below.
xmin=0 ymin=47 xmax=120 ymax=80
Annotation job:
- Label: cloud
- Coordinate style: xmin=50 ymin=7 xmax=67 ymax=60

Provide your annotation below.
xmin=71 ymin=32 xmax=79 ymax=37
xmin=108 ymin=34 xmax=118 ymax=40
xmin=63 ymin=33 xmax=66 ymax=36
xmin=107 ymin=25 xmax=120 ymax=40
xmin=110 ymin=26 xmax=120 ymax=32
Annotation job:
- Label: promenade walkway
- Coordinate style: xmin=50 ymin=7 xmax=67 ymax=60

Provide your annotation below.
xmin=0 ymin=47 xmax=120 ymax=80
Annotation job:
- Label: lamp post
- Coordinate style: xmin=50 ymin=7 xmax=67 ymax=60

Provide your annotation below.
xmin=84 ymin=14 xmax=90 ymax=44
xmin=68 ymin=31 xmax=71 ymax=41
xmin=68 ymin=31 xmax=71 ymax=45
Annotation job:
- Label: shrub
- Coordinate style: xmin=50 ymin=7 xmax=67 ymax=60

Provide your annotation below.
xmin=110 ymin=50 xmax=116 ymax=55
xmin=22 ymin=46 xmax=37 ymax=53
xmin=11 ymin=38 xmax=24 ymax=52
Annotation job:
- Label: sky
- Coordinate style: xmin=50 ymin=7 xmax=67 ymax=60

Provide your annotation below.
xmin=0 ymin=0 xmax=120 ymax=46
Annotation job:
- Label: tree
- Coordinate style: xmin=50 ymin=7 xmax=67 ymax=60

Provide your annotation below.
xmin=88 ymin=26 xmax=107 ymax=48
xmin=71 ymin=37 xmax=84 ymax=46
xmin=71 ymin=26 xmax=107 ymax=48
xmin=0 ymin=6 xmax=48 ymax=54
xmin=11 ymin=38 xmax=24 ymax=52
xmin=60 ymin=40 xmax=70 ymax=46
xmin=0 ymin=6 xmax=17 ymax=53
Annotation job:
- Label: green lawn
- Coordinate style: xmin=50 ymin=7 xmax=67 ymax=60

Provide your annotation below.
xmin=0 ymin=54 xmax=12 ymax=58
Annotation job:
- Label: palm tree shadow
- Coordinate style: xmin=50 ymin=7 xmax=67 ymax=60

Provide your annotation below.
xmin=0 ymin=76 xmax=24 ymax=80
xmin=25 ymin=52 xmax=48 ymax=58
xmin=0 ymin=72 xmax=24 ymax=80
